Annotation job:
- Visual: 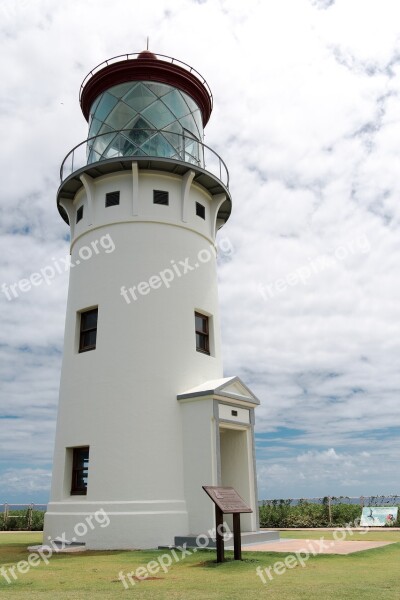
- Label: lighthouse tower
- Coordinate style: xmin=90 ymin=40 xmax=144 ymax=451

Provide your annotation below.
xmin=44 ymin=50 xmax=261 ymax=549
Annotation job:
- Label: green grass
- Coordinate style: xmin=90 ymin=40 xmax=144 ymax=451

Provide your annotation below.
xmin=0 ymin=531 xmax=399 ymax=599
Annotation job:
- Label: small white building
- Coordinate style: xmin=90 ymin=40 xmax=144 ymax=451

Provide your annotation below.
xmin=44 ymin=50 xmax=262 ymax=549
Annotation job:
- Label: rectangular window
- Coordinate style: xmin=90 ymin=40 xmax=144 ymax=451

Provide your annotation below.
xmin=153 ymin=190 xmax=169 ymax=205
xmin=76 ymin=206 xmax=83 ymax=223
xmin=196 ymin=202 xmax=205 ymax=219
xmin=71 ymin=447 xmax=89 ymax=495
xmin=105 ymin=191 xmax=120 ymax=207
xmin=195 ymin=312 xmax=210 ymax=354
xmin=79 ymin=308 xmax=98 ymax=352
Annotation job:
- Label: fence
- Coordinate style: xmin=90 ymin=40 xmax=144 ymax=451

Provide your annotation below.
xmin=0 ymin=504 xmax=47 ymax=531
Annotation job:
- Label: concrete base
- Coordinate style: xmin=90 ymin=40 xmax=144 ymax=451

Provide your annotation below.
xmin=44 ymin=501 xmax=189 ymax=549
xmin=174 ymin=530 xmax=280 ymax=549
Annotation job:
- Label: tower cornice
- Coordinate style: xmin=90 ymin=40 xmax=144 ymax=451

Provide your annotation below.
xmin=57 ymin=156 xmax=231 ymax=226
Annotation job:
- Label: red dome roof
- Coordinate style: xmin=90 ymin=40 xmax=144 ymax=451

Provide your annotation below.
xmin=80 ymin=52 xmax=213 ymax=126
xmin=137 ymin=50 xmax=158 ymax=60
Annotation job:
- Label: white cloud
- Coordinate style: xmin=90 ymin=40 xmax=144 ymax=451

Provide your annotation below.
xmin=0 ymin=468 xmax=52 ymax=493
xmin=257 ymin=442 xmax=400 ymax=499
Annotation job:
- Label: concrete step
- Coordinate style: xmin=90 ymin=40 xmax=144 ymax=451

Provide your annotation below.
xmin=28 ymin=542 xmax=86 ymax=554
xmin=174 ymin=530 xmax=280 ymax=549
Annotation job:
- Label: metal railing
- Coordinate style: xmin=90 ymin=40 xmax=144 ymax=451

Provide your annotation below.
xmin=0 ymin=503 xmax=47 ymax=530
xmin=60 ymin=128 xmax=229 ymax=188
xmin=79 ymin=52 xmax=213 ymax=110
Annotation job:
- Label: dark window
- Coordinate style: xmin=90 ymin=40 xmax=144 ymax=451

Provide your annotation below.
xmin=153 ymin=190 xmax=169 ymax=205
xmin=105 ymin=191 xmax=120 ymax=207
xmin=71 ymin=447 xmax=89 ymax=495
xmin=195 ymin=312 xmax=210 ymax=354
xmin=79 ymin=308 xmax=98 ymax=352
xmin=196 ymin=202 xmax=205 ymax=219
xmin=231 ymin=410 xmax=238 ymax=417
xmin=76 ymin=206 xmax=83 ymax=223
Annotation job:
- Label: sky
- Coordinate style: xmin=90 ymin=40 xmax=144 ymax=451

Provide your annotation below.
xmin=1 ymin=0 xmax=400 ymax=504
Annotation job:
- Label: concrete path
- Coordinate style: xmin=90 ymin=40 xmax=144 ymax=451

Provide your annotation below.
xmin=242 ymin=538 xmax=394 ymax=555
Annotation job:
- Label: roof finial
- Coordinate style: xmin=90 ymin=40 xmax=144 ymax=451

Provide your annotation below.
xmin=146 ymin=36 xmax=149 ymax=51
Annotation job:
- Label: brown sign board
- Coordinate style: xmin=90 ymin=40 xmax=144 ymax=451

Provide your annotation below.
xmin=202 ymin=486 xmax=253 ymax=514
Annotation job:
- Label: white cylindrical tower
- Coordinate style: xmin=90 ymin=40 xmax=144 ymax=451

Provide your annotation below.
xmin=44 ymin=51 xmax=259 ymax=550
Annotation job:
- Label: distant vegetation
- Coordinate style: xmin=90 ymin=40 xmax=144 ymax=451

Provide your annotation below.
xmin=0 ymin=509 xmax=45 ymax=531
xmin=259 ymin=497 xmax=400 ymax=528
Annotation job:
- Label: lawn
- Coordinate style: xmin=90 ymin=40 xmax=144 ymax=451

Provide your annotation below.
xmin=0 ymin=531 xmax=399 ymax=599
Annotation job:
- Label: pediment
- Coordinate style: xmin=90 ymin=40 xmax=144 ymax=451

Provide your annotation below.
xmin=177 ymin=376 xmax=259 ymax=406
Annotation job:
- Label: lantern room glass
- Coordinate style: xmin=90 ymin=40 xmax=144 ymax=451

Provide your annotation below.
xmin=87 ymin=81 xmax=205 ymax=168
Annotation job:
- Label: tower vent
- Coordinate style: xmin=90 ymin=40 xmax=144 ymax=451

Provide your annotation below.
xmin=105 ymin=191 xmax=120 ymax=207
xmin=196 ymin=202 xmax=205 ymax=219
xmin=153 ymin=190 xmax=169 ymax=205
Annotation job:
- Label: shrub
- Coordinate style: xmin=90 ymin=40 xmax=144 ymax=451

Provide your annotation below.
xmin=30 ymin=510 xmax=45 ymax=531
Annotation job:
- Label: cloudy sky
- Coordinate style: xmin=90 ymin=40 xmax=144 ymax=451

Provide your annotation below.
xmin=1 ymin=0 xmax=400 ymax=504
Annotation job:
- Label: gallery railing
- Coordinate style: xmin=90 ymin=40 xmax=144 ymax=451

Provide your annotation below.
xmin=60 ymin=129 xmax=229 ymax=188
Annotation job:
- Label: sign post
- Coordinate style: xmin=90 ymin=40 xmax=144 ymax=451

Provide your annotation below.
xmin=215 ymin=503 xmax=224 ymax=562
xmin=203 ymin=486 xmax=253 ymax=563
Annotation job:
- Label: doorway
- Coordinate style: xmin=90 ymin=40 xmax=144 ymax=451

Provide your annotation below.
xmin=219 ymin=425 xmax=256 ymax=531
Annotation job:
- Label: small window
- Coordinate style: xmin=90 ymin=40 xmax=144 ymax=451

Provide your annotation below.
xmin=71 ymin=447 xmax=89 ymax=495
xmin=76 ymin=206 xmax=83 ymax=223
xmin=105 ymin=191 xmax=120 ymax=207
xmin=195 ymin=312 xmax=209 ymax=354
xmin=79 ymin=308 xmax=98 ymax=352
xmin=153 ymin=190 xmax=169 ymax=205
xmin=231 ymin=410 xmax=238 ymax=417
xmin=196 ymin=202 xmax=205 ymax=219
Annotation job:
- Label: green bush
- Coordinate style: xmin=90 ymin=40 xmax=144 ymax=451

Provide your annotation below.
xmin=30 ymin=510 xmax=45 ymax=531
xmin=258 ymin=499 xmax=292 ymax=527
xmin=330 ymin=503 xmax=361 ymax=526
xmin=259 ymin=500 xmax=329 ymax=528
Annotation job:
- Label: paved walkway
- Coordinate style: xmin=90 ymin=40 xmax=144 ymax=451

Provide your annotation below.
xmin=270 ymin=527 xmax=400 ymax=531
xmin=242 ymin=538 xmax=394 ymax=555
